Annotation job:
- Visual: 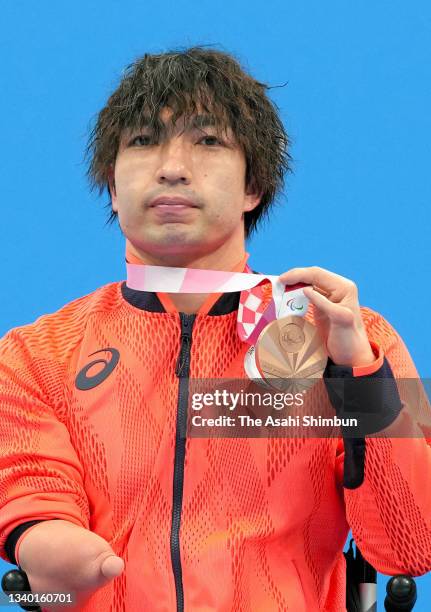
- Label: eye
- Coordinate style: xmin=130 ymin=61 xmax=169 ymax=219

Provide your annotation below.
xmin=128 ymin=134 xmax=154 ymax=147
xmin=198 ymin=134 xmax=223 ymax=146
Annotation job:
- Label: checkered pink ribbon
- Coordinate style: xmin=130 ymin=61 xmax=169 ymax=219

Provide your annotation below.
xmin=126 ymin=263 xmax=309 ymax=345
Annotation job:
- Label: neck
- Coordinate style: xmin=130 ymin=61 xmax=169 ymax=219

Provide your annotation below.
xmin=126 ymin=242 xmax=246 ymax=271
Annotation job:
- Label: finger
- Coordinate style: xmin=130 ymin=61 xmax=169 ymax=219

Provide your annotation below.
xmin=312 ymin=285 xmax=331 ymax=299
xmin=303 ymin=286 xmax=354 ymax=326
xmin=100 ymin=555 xmax=125 ymax=580
xmin=279 ymin=266 xmax=355 ymax=301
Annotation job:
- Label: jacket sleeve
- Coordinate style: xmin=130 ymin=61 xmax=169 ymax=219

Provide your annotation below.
xmin=0 ymin=327 xmax=90 ymax=564
xmin=333 ymin=309 xmax=431 ymax=577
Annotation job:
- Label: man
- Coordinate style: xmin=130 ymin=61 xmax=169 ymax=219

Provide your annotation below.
xmin=0 ymin=47 xmax=430 ymax=611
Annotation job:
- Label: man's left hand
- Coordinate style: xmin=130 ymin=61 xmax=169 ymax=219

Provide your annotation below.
xmin=279 ymin=266 xmax=376 ymax=367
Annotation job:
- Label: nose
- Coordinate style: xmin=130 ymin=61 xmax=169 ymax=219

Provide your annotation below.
xmin=156 ymin=138 xmax=192 ymax=186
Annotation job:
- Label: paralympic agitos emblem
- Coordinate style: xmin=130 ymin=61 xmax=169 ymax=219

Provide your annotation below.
xmin=75 ymin=348 xmax=120 ymax=390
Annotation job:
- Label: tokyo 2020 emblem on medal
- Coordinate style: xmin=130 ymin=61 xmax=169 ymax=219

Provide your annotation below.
xmin=254 ymin=315 xmax=328 ymax=392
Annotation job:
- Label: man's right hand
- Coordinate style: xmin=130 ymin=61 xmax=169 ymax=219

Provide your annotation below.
xmin=17 ymin=520 xmax=124 ymax=611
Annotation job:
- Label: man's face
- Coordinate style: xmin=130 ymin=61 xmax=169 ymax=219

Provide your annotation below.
xmin=110 ymin=107 xmax=261 ymax=262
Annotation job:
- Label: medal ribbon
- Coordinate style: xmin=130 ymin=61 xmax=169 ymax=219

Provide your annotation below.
xmin=126 ymin=263 xmax=310 ymax=346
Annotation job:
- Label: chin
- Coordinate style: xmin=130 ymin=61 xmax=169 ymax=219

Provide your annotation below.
xmin=154 ymin=226 xmax=206 ymax=246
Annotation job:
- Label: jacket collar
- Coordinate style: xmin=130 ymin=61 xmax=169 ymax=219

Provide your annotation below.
xmin=121 ymin=281 xmax=240 ymax=315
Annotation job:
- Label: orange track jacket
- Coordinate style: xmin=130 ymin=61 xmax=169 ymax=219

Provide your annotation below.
xmin=0 ymin=280 xmax=430 ymax=611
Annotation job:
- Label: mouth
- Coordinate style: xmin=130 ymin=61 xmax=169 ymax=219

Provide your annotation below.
xmin=148 ymin=196 xmax=199 ymax=209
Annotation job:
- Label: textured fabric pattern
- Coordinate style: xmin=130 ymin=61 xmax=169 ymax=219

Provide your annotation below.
xmin=0 ymin=282 xmax=430 ymax=611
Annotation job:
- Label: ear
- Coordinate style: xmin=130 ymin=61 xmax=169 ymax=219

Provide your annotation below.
xmin=107 ymin=166 xmax=118 ymax=212
xmin=243 ymin=179 xmax=262 ymax=213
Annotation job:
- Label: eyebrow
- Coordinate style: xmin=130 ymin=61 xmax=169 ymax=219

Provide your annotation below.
xmin=190 ymin=114 xmax=217 ymax=129
xmin=138 ymin=113 xmax=220 ymax=132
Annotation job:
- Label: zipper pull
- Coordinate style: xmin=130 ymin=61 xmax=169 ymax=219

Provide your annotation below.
xmin=175 ymin=316 xmax=194 ymax=378
xmin=175 ymin=335 xmax=190 ymax=377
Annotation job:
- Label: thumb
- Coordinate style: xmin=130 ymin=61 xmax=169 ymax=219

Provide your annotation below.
xmin=100 ymin=554 xmax=125 ymax=580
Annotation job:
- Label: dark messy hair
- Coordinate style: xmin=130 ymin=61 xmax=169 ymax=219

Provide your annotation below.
xmin=86 ymin=46 xmax=291 ymax=237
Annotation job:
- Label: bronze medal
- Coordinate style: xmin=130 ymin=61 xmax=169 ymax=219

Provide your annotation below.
xmin=254 ymin=316 xmax=328 ymax=392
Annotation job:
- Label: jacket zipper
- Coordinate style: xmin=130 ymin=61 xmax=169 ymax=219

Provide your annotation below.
xmin=171 ymin=313 xmax=196 ymax=612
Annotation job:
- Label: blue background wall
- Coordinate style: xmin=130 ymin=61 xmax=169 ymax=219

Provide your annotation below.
xmin=1 ymin=0 xmax=430 ymax=608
